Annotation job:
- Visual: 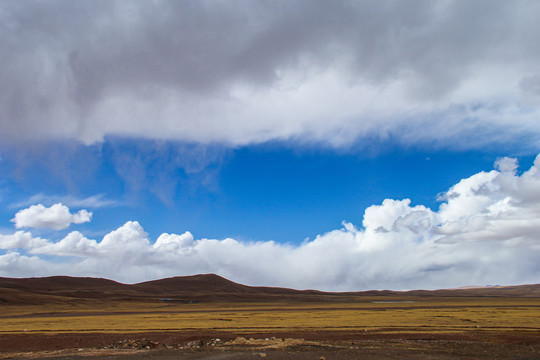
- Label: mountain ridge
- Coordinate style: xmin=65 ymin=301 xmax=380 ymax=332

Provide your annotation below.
xmin=1 ymin=274 xmax=539 ymax=305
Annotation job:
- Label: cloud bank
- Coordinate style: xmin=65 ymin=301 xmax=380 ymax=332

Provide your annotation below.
xmin=2 ymin=1 xmax=540 ymax=149
xmin=2 ymin=155 xmax=540 ymax=290
xmin=11 ymin=203 xmax=92 ymax=230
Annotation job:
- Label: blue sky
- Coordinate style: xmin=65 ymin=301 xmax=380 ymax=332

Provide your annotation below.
xmin=1 ymin=1 xmax=540 ymax=290
xmin=2 ymin=141 xmax=533 ymax=243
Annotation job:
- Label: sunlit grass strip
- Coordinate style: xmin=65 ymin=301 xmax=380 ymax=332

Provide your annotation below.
xmin=2 ymin=300 xmax=540 ymax=335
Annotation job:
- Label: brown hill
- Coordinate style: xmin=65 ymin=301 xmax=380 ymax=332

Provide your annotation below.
xmin=0 ymin=274 xmax=330 ymax=304
xmin=134 ymin=273 xmax=251 ymax=294
xmin=0 ymin=276 xmax=132 ymax=305
xmin=0 ymin=275 xmax=126 ymax=292
xmin=1 ymin=274 xmax=539 ymax=305
xmin=407 ymin=284 xmax=540 ymax=298
xmin=135 ymin=274 xmax=326 ymax=294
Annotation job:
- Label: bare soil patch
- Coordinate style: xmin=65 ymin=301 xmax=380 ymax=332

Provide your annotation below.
xmin=1 ymin=331 xmax=540 ymax=359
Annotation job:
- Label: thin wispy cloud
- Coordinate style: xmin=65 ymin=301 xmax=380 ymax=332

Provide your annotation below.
xmin=10 ymin=194 xmax=120 ymax=210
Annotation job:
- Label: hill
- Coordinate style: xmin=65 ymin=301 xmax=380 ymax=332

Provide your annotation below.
xmin=0 ymin=274 xmax=539 ymax=305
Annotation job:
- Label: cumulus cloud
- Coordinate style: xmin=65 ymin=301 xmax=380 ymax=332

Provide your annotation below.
xmin=0 ymin=231 xmax=48 ymax=249
xmin=2 ymin=155 xmax=540 ymax=290
xmin=11 ymin=203 xmax=92 ymax=230
xmin=494 ymin=157 xmax=519 ymax=174
xmin=1 ymin=1 xmax=540 ymax=149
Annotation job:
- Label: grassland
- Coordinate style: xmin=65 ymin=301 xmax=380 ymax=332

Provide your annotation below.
xmin=2 ymin=296 xmax=540 ymax=336
xmin=2 ymin=276 xmax=540 ymax=358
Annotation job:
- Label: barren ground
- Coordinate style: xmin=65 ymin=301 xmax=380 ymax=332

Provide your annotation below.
xmin=2 ymin=302 xmax=540 ymax=359
xmin=1 ymin=275 xmax=540 ymax=359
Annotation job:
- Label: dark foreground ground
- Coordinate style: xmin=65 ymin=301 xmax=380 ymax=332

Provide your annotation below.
xmin=1 ymin=331 xmax=540 ymax=360
xmin=2 ymin=275 xmax=540 ymax=359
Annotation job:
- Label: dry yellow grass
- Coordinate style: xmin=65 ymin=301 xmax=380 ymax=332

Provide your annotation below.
xmin=2 ymin=296 xmax=540 ymax=336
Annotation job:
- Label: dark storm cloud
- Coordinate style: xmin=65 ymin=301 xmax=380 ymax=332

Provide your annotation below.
xmin=1 ymin=0 xmax=540 ymax=146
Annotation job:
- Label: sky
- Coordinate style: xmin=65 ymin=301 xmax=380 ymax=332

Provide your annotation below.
xmin=1 ymin=0 xmax=540 ymax=291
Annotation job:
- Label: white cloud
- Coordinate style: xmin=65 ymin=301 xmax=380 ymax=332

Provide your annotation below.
xmin=494 ymin=157 xmax=519 ymax=174
xmin=2 ymin=155 xmax=540 ymax=291
xmin=11 ymin=203 xmax=92 ymax=230
xmin=1 ymin=1 xmax=540 ymax=150
xmin=0 ymin=231 xmax=48 ymax=249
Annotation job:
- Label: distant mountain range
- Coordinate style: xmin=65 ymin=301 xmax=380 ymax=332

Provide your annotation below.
xmin=1 ymin=274 xmax=539 ymax=305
